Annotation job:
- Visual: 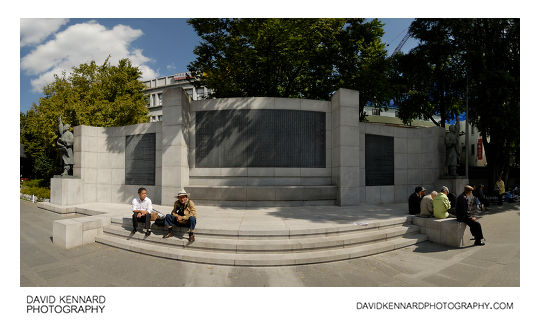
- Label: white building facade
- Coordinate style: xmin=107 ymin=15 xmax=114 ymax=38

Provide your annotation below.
xmin=143 ymin=72 xmax=211 ymax=122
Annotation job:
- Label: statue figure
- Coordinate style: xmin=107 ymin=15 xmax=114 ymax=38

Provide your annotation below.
xmin=57 ymin=116 xmax=74 ymax=175
xmin=445 ymin=121 xmax=461 ymax=176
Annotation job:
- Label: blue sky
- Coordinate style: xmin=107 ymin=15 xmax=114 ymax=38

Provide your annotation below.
xmin=20 ymin=18 xmax=417 ymax=113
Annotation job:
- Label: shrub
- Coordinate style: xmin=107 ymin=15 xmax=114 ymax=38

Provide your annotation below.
xmin=20 ymin=179 xmax=50 ymax=200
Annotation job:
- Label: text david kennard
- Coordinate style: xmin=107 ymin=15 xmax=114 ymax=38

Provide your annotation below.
xmin=27 ymin=295 xmax=106 ymax=314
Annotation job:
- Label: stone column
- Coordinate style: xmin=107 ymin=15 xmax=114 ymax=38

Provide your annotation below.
xmin=160 ymin=87 xmax=191 ymax=204
xmin=331 ymin=88 xmax=361 ymax=205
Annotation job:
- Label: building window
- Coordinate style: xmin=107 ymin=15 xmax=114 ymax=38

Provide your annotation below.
xmin=158 ymin=93 xmax=162 ymax=106
xmin=151 ymin=94 xmax=155 ymax=107
xmin=185 ymin=88 xmax=193 ymax=99
xmin=196 ymin=88 xmax=205 ymax=100
xmin=158 ymin=115 xmax=162 ymax=121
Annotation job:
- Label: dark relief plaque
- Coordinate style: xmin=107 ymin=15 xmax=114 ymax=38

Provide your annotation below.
xmin=196 ymin=109 xmax=325 ymax=168
xmin=365 ymin=134 xmax=394 ymax=186
xmin=125 ymin=133 xmax=156 ymax=185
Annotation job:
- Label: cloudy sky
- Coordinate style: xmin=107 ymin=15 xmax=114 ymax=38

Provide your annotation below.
xmin=19 ymin=18 xmax=417 ymax=113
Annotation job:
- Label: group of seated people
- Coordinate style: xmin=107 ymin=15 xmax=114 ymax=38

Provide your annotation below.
xmin=409 ymin=185 xmax=486 ymax=246
xmin=131 ymin=187 xmax=197 ymax=242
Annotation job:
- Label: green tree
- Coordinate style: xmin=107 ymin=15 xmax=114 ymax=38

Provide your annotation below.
xmin=452 ymin=18 xmax=520 ymax=187
xmin=392 ymin=19 xmax=466 ymax=127
xmin=334 ymin=19 xmax=392 ymax=120
xmin=20 ymin=58 xmax=149 ymax=180
xmin=392 ymin=18 xmax=519 ymax=188
xmin=187 ymin=18 xmax=387 ymax=103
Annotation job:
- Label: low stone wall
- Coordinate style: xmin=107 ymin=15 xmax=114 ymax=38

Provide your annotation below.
xmin=52 ymin=212 xmax=113 ymax=249
xmin=411 ymin=216 xmax=467 ymax=247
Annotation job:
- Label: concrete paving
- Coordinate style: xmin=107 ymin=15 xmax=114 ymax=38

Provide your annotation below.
xmin=20 ymin=199 xmax=519 ymax=286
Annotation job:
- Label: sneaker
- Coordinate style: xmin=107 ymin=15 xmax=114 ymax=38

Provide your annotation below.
xmin=188 ymin=233 xmax=195 ymax=242
xmin=474 ymin=240 xmax=485 ymax=246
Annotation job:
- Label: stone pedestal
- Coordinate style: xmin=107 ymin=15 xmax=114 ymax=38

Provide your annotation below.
xmin=50 ymin=176 xmax=83 ymax=206
xmin=436 ymin=176 xmax=469 ymax=195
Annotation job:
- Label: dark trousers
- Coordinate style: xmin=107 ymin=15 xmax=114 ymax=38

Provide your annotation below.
xmin=459 ymin=217 xmax=484 ymax=241
xmin=497 ymin=194 xmax=504 ymax=205
xmin=132 ymin=212 xmax=151 ymax=230
xmin=164 ymin=214 xmax=196 ymax=230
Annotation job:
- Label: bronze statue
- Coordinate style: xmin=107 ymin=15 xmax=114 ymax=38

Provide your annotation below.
xmin=57 ymin=116 xmax=74 ymax=175
xmin=445 ymin=121 xmax=461 ymax=176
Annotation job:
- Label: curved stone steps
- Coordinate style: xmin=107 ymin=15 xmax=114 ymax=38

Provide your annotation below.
xmin=95 ymin=232 xmax=427 ymax=266
xmin=102 ymin=223 xmax=421 ymax=253
xmin=111 ymin=216 xmax=412 ymax=239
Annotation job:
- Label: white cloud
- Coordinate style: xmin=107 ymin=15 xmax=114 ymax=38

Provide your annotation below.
xmin=166 ymin=62 xmax=176 ymax=71
xmin=21 ymin=21 xmax=158 ymax=92
xmin=20 ymin=18 xmax=69 ymax=47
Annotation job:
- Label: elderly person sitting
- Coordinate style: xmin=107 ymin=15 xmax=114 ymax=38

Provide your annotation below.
xmin=417 ymin=191 xmax=437 ymax=218
xmin=433 ymin=186 xmax=452 ymax=219
xmin=163 ymin=190 xmax=197 ymax=242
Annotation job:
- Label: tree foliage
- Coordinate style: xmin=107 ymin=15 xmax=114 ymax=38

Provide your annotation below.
xmin=391 ymin=19 xmax=466 ymax=126
xmin=392 ymin=18 xmax=519 ymax=187
xmin=452 ymin=18 xmax=520 ymax=185
xmin=187 ymin=18 xmax=388 ymax=104
xmin=20 ymin=58 xmax=149 ymax=180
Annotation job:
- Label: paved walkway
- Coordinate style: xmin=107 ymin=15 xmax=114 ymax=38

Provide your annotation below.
xmin=21 ymin=200 xmax=519 ymax=286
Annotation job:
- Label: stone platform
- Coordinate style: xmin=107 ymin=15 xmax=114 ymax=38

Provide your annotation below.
xmin=49 ymin=201 xmax=428 ymax=266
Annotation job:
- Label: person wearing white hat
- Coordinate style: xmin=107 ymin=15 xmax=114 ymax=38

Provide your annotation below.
xmin=163 ymin=189 xmax=197 ymax=241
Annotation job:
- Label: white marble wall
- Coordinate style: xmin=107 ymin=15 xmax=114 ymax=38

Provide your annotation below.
xmin=74 ymin=122 xmax=162 ymax=205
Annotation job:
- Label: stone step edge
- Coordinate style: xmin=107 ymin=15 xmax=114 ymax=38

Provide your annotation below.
xmin=112 ymin=216 xmax=412 ymax=237
xmin=186 ymin=185 xmax=337 ymax=189
xmin=192 ymin=200 xmax=337 ymax=207
xmin=102 ymin=224 xmax=420 ymax=253
xmin=95 ymin=233 xmax=428 ymax=266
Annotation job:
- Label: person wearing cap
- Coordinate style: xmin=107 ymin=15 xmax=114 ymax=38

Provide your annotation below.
xmin=433 ymin=186 xmax=451 ymax=219
xmin=408 ymin=186 xmax=426 ymax=215
xmin=456 ymin=185 xmax=485 ymax=246
xmin=163 ymin=190 xmax=197 ymax=242
xmin=131 ymin=187 xmax=153 ymax=236
xmin=417 ymin=191 xmax=437 ymax=218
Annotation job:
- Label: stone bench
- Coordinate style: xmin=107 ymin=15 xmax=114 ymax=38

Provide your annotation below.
xmin=53 ymin=215 xmax=112 ymax=249
xmin=411 ymin=216 xmax=468 ymax=247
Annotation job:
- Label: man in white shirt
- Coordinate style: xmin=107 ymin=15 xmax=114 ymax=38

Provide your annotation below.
xmin=131 ymin=187 xmax=153 ymax=236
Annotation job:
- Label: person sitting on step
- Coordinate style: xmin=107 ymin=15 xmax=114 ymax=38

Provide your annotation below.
xmin=433 ymin=186 xmax=453 ymax=219
xmin=456 ymin=185 xmax=486 ymax=246
xmin=131 ymin=187 xmax=153 ymax=237
xmin=417 ymin=191 xmax=437 ymax=218
xmin=408 ymin=186 xmax=426 ymax=215
xmin=163 ymin=190 xmax=197 ymax=242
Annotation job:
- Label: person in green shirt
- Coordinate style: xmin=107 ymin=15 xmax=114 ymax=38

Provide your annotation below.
xmin=433 ymin=186 xmax=452 ymax=219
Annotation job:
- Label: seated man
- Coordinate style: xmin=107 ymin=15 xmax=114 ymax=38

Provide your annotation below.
xmin=163 ymin=190 xmax=197 ymax=242
xmin=417 ymin=191 xmax=437 ymax=218
xmin=457 ymin=185 xmax=485 ymax=246
xmin=131 ymin=187 xmax=152 ymax=236
xmin=408 ymin=186 xmax=426 ymax=215
xmin=433 ymin=186 xmax=451 ymax=219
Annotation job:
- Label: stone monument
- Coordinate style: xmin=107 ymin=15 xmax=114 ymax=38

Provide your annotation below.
xmin=57 ymin=116 xmax=74 ymax=175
